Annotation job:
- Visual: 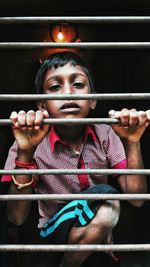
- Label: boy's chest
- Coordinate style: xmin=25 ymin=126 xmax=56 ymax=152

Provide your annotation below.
xmin=45 ymin=142 xmax=109 ymax=186
xmin=51 ymin=142 xmax=108 ymax=169
xmin=36 ymin=141 xmax=110 ymax=195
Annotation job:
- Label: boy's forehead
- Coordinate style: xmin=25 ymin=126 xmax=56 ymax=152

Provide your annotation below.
xmin=44 ymin=63 xmax=88 ymax=81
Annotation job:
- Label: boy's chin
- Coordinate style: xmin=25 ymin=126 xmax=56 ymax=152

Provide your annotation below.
xmin=59 ymin=114 xmax=85 ymax=119
xmin=55 ymin=114 xmax=86 ymax=126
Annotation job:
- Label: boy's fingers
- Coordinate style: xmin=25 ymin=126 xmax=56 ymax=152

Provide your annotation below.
xmin=42 ymin=110 xmax=50 ymax=133
xmin=109 ymin=109 xmax=149 ymax=127
xmin=10 ymin=111 xmax=18 ymax=121
xmin=119 ymin=109 xmax=130 ymax=126
xmin=10 ymin=111 xmax=18 ymax=127
xmin=138 ymin=111 xmax=147 ymax=126
xmin=43 ymin=109 xmax=50 ymax=119
xmin=34 ymin=110 xmax=49 ymax=131
xmin=34 ymin=110 xmax=45 ymax=129
xmin=146 ymin=110 xmax=150 ymax=121
xmin=108 ymin=110 xmax=115 ymax=118
xmin=17 ymin=110 xmax=26 ymax=127
xmin=108 ymin=110 xmax=121 ymax=119
xmin=10 ymin=111 xmax=18 ymax=120
xmin=10 ymin=110 xmax=50 ymax=130
xmin=26 ymin=110 xmax=36 ymax=127
xmin=128 ymin=109 xmax=139 ymax=126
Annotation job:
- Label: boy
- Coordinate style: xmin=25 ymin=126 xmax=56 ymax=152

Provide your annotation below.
xmin=1 ymin=51 xmax=150 ymax=267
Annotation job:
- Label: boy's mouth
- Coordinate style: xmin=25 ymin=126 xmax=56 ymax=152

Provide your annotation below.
xmin=60 ymin=102 xmax=80 ymax=113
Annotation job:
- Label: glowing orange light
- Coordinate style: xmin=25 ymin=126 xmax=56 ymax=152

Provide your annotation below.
xmin=57 ymin=30 xmax=64 ymax=42
xmin=50 ymin=24 xmax=78 ymax=43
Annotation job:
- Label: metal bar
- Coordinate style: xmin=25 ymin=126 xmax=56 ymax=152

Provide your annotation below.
xmin=0 ymin=93 xmax=150 ymax=101
xmin=0 ymin=118 xmax=121 ymax=126
xmin=1 ymin=42 xmax=150 ymax=49
xmin=0 ymin=194 xmax=150 ymax=201
xmin=0 ymin=244 xmax=150 ymax=252
xmin=0 ymin=169 xmax=150 ymax=175
xmin=1 ymin=16 xmax=150 ymax=24
xmin=1 ymin=118 xmax=150 ymax=126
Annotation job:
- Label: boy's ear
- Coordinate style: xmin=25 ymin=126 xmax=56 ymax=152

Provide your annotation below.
xmin=37 ymin=100 xmax=46 ymax=111
xmin=90 ymin=99 xmax=97 ymax=110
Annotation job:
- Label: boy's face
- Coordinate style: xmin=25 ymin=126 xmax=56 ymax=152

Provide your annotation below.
xmin=38 ymin=63 xmax=97 ymax=119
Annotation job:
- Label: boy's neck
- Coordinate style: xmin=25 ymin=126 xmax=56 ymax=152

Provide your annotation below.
xmin=54 ymin=125 xmax=85 ymax=143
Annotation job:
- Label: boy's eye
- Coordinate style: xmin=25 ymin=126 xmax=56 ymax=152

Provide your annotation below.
xmin=73 ymin=82 xmax=85 ymax=89
xmin=48 ymin=84 xmax=61 ymax=91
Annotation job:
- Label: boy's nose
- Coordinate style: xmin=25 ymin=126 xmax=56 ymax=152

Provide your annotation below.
xmin=63 ymin=84 xmax=74 ymax=94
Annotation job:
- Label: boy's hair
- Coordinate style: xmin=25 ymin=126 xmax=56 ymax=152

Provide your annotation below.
xmin=35 ymin=51 xmax=95 ymax=94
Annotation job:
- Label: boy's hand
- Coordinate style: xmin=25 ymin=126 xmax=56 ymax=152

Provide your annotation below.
xmin=10 ymin=110 xmax=50 ymax=151
xmin=108 ymin=108 xmax=150 ymax=142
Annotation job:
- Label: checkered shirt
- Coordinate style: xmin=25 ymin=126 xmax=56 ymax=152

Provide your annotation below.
xmin=2 ymin=124 xmax=126 ymax=228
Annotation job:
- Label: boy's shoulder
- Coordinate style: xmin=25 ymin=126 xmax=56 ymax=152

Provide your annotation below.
xmin=91 ymin=124 xmax=113 ymax=143
xmin=92 ymin=124 xmax=112 ymax=135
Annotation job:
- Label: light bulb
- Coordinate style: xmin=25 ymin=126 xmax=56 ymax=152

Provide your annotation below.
xmin=57 ymin=31 xmax=64 ymax=42
xmin=50 ymin=24 xmax=78 ymax=43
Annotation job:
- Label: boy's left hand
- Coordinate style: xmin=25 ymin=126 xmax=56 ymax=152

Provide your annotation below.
xmin=109 ymin=108 xmax=150 ymax=142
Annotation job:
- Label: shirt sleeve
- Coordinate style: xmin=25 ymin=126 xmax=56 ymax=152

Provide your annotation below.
xmin=113 ymin=159 xmax=127 ymax=169
xmin=1 ymin=141 xmax=18 ymax=183
xmin=105 ymin=127 xmax=126 ymax=169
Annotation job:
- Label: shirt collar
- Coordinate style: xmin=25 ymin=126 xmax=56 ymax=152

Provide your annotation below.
xmin=49 ymin=125 xmax=98 ymax=153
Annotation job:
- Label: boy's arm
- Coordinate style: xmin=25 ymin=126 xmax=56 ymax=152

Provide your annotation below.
xmin=109 ymin=108 xmax=150 ymax=207
xmin=7 ymin=148 xmax=35 ymax=225
xmin=7 ymin=178 xmax=33 ymax=225
xmin=7 ymin=110 xmax=50 ymax=225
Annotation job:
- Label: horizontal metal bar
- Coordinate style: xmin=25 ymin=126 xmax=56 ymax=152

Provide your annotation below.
xmin=1 ymin=42 xmax=150 ymax=49
xmin=0 ymin=244 xmax=150 ymax=252
xmin=1 ymin=118 xmax=150 ymax=126
xmin=0 ymin=93 xmax=150 ymax=101
xmin=1 ymin=16 xmax=150 ymax=24
xmin=0 ymin=118 xmax=121 ymax=126
xmin=0 ymin=169 xmax=150 ymax=175
xmin=0 ymin=194 xmax=150 ymax=201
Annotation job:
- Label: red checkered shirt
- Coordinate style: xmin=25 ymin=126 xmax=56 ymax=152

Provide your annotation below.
xmin=2 ymin=124 xmax=126 ymax=228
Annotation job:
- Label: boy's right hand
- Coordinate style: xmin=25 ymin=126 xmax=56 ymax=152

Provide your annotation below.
xmin=10 ymin=110 xmax=50 ymax=152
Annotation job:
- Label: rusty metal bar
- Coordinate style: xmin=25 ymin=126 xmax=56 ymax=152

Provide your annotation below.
xmin=0 ymin=93 xmax=150 ymax=101
xmin=0 ymin=168 xmax=150 ymax=175
xmin=0 ymin=194 xmax=150 ymax=201
xmin=0 ymin=244 xmax=150 ymax=252
xmin=1 ymin=42 xmax=150 ymax=49
xmin=1 ymin=16 xmax=150 ymax=24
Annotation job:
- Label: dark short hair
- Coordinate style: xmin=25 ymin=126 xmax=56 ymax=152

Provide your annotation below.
xmin=35 ymin=51 xmax=95 ymax=94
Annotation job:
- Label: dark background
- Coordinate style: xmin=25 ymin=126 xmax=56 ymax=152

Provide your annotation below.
xmin=0 ymin=1 xmax=150 ymax=266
